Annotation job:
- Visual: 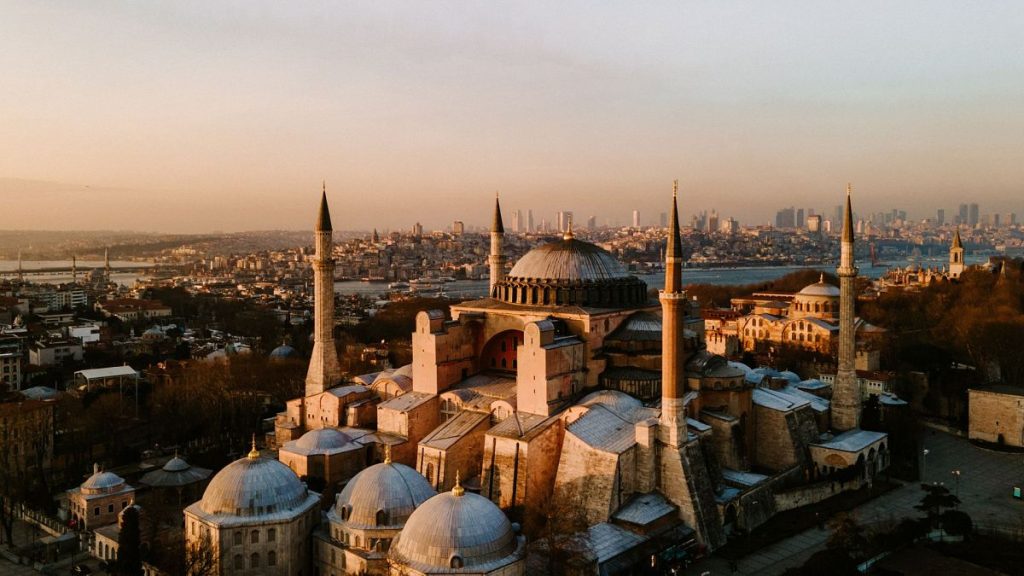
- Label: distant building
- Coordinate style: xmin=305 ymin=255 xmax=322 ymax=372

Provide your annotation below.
xmin=632 ymin=209 xmax=640 ymax=228
xmin=452 ymin=220 xmax=465 ymax=236
xmin=97 ymin=298 xmax=171 ymax=322
xmin=968 ymin=386 xmax=1024 ymax=447
xmin=29 ymin=338 xmax=84 ymax=366
xmin=67 ymin=464 xmax=135 ymax=530
xmin=806 ymin=214 xmax=822 ymax=234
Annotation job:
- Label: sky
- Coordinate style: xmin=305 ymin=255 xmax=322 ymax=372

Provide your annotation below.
xmin=1 ymin=1 xmax=1023 ymax=233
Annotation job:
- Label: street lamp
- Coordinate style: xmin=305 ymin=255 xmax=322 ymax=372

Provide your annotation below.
xmin=952 ymin=469 xmax=961 ymax=502
xmin=922 ymin=448 xmax=929 ymax=481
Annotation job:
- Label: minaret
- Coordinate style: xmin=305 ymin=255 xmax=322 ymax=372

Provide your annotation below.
xmin=660 ymin=180 xmax=688 ymax=446
xmin=489 ymin=193 xmax=506 ymax=297
xmin=832 ymin=183 xmax=860 ymax=432
xmin=72 ymin=255 xmax=77 ymax=283
xmin=305 ymin=184 xmax=343 ymax=397
xmin=17 ymin=250 xmax=23 ymax=283
xmin=949 ymin=227 xmax=964 ymax=279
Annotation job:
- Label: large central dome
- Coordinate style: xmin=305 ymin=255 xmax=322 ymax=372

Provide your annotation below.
xmin=494 ymin=235 xmax=648 ymax=308
xmin=199 ymin=454 xmax=309 ymax=517
xmin=508 ymin=238 xmax=630 ymax=282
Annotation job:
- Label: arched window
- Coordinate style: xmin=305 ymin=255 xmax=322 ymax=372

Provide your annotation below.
xmin=233 ymin=555 xmax=243 ymax=570
xmin=268 ymin=528 xmax=276 ymax=542
xmin=268 ymin=551 xmax=277 ymax=566
xmin=451 ymin=555 xmax=464 ymax=569
xmin=234 ymin=531 xmax=242 ymax=546
xmin=251 ymin=530 xmax=259 ymax=544
xmin=250 ymin=552 xmax=260 ymax=568
xmin=376 ymin=509 xmax=388 ymax=526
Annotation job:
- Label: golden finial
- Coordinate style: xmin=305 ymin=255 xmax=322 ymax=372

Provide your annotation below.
xmin=846 ymin=182 xmax=852 ymax=196
xmin=247 ymin=434 xmax=259 ymax=460
xmin=383 ymin=444 xmax=392 ymax=465
xmin=819 ymin=273 xmax=825 ymax=283
xmin=563 ymin=215 xmax=574 ymax=240
xmin=452 ymin=469 xmax=465 ymax=497
xmin=322 ymin=180 xmax=326 ymax=194
xmin=673 ymin=179 xmax=678 ymax=198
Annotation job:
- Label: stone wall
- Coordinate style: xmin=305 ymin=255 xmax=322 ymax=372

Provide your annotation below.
xmin=969 ymin=388 xmax=1024 ymax=447
xmin=774 ymin=476 xmax=866 ymax=512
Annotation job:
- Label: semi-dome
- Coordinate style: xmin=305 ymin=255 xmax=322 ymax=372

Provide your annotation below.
xmin=389 ymin=481 xmax=522 ymax=573
xmin=199 ymin=449 xmax=308 ymax=517
xmin=82 ymin=465 xmax=127 ymax=495
xmin=290 ymin=428 xmax=355 ymax=454
xmin=797 ymin=275 xmax=840 ymax=298
xmin=332 ymin=459 xmax=435 ymax=529
xmin=494 ymin=234 xmax=648 ymax=308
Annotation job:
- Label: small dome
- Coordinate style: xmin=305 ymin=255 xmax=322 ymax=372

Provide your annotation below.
xmin=163 ymin=456 xmax=191 ymax=472
xmin=82 ymin=466 xmax=126 ymax=494
xmin=778 ymin=371 xmax=801 ymax=384
xmin=199 ymin=454 xmax=307 ymax=517
xmin=797 ymin=276 xmax=839 ymax=298
xmin=508 ymin=238 xmax=630 ymax=282
xmin=269 ymin=344 xmax=297 ymax=359
xmin=390 ymin=487 xmax=520 ymax=572
xmin=332 ymin=461 xmax=435 ymax=529
xmin=292 ymin=428 xmax=354 ymax=453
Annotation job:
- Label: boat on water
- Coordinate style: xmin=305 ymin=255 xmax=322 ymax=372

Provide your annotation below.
xmin=388 ymin=281 xmax=410 ymax=290
xmin=361 ymin=276 xmax=387 ymax=283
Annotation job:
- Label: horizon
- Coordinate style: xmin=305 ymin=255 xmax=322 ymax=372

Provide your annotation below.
xmin=3 ymin=2 xmax=1023 ymax=232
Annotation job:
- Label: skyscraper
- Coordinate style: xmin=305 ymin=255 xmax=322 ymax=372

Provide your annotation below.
xmin=632 ymin=210 xmax=640 ymax=228
xmin=660 ymin=212 xmax=668 ymax=228
xmin=527 ymin=210 xmax=534 ymax=233
xmin=512 ymin=209 xmax=522 ymax=233
xmin=796 ymin=208 xmax=805 ymax=228
xmin=969 ymin=203 xmax=980 ymax=227
xmin=557 ymin=211 xmax=573 ymax=233
xmin=958 ymin=203 xmax=969 ymax=226
xmin=937 ymin=209 xmax=945 ymax=226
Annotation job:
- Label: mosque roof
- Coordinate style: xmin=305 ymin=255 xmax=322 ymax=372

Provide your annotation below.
xmin=419 ymin=411 xmax=491 ymax=451
xmin=752 ymin=387 xmax=810 ymax=412
xmin=269 ymin=344 xmax=297 ymax=359
xmin=284 ymin=428 xmax=359 ymax=456
xmin=612 ymin=493 xmax=677 ymax=527
xmin=81 ymin=466 xmax=128 ymax=494
xmin=141 ymin=455 xmax=212 ymax=488
xmin=390 ymin=485 xmax=522 ymax=572
xmin=331 ymin=460 xmax=435 ymax=530
xmin=797 ymin=276 xmax=840 ymax=297
xmin=198 ymin=451 xmax=310 ymax=518
xmin=812 ymin=429 xmax=887 ymax=453
xmin=606 ymin=311 xmax=662 ymax=342
xmin=508 ymin=238 xmax=630 ymax=282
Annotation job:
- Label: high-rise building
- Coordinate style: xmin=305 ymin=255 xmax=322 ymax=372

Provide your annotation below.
xmin=660 ymin=212 xmax=668 ymax=228
xmin=936 ymin=209 xmax=945 ymax=226
xmin=412 ymin=222 xmax=423 ymax=237
xmin=557 ymin=211 xmax=573 ymax=233
xmin=775 ymin=207 xmax=795 ymax=228
xmin=806 ymin=214 xmax=822 ymax=234
xmin=958 ymin=203 xmax=969 ymax=225
xmin=796 ymin=208 xmax=805 ymax=228
xmin=632 ymin=210 xmax=640 ymax=228
xmin=587 ymin=215 xmax=597 ymax=230
xmin=527 ymin=210 xmax=534 ymax=233
xmin=969 ymin=203 xmax=980 ymax=227
xmin=452 ymin=220 xmax=465 ymax=235
xmin=512 ymin=209 xmax=522 ymax=233
xmin=707 ymin=210 xmax=719 ymax=234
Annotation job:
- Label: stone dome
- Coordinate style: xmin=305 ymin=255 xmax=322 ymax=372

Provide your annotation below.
xmin=797 ymin=276 xmax=840 ymax=298
xmin=292 ymin=428 xmax=355 ymax=454
xmin=390 ymin=485 xmax=521 ymax=572
xmin=199 ymin=452 xmax=308 ymax=517
xmin=163 ymin=456 xmax=191 ymax=472
xmin=332 ymin=460 xmax=435 ymax=529
xmin=269 ymin=344 xmax=298 ymax=359
xmin=508 ymin=237 xmax=630 ymax=281
xmin=494 ymin=235 xmax=648 ymax=308
xmin=82 ymin=465 xmax=126 ymax=495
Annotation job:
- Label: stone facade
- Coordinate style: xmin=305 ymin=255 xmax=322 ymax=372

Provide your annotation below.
xmin=969 ymin=387 xmax=1024 ymax=447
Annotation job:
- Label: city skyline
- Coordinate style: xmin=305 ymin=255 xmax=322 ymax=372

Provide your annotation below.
xmin=3 ymin=2 xmax=1024 ymax=232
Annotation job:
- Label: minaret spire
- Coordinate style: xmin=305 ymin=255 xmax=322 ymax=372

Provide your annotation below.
xmin=306 ymin=186 xmax=342 ymax=398
xmin=833 ymin=182 xmax=860 ymax=431
xmin=660 ymin=179 xmax=688 ymax=446
xmin=489 ymin=194 xmax=506 ymax=297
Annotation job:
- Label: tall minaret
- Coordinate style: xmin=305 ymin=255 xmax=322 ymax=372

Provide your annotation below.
xmin=305 ymin=184 xmax=343 ymax=397
xmin=832 ymin=183 xmax=860 ymax=432
xmin=72 ymin=255 xmax=77 ymax=283
xmin=949 ymin=227 xmax=964 ymax=279
xmin=660 ymin=180 xmax=689 ymax=446
xmin=489 ymin=193 xmax=506 ymax=297
xmin=17 ymin=250 xmax=23 ymax=283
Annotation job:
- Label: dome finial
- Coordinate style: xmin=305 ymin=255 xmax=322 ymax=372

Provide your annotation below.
xmin=383 ymin=443 xmax=392 ymax=465
xmin=248 ymin=434 xmax=259 ymax=460
xmin=673 ymin=178 xmax=678 ymax=199
xmin=563 ymin=215 xmax=574 ymax=240
xmin=819 ymin=273 xmax=825 ymax=283
xmin=452 ymin=469 xmax=465 ymax=497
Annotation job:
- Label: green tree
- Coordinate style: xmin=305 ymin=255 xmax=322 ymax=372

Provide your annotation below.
xmin=114 ymin=506 xmax=143 ymax=576
xmin=826 ymin=513 xmax=868 ymax=560
xmin=915 ymin=483 xmax=960 ymax=528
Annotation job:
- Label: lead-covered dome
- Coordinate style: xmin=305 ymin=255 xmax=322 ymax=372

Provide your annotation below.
xmin=389 ymin=484 xmax=523 ymax=573
xmin=494 ymin=234 xmax=648 ymax=309
xmin=199 ymin=452 xmax=308 ymax=517
xmin=797 ymin=275 xmax=840 ymax=297
xmin=82 ymin=465 xmax=127 ymax=495
xmin=332 ymin=460 xmax=435 ymax=529
xmin=291 ymin=428 xmax=355 ymax=455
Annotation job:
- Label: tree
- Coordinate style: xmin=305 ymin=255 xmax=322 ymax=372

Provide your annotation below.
xmin=826 ymin=513 xmax=868 ymax=560
xmin=114 ymin=506 xmax=143 ymax=576
xmin=915 ymin=483 xmax=960 ymax=528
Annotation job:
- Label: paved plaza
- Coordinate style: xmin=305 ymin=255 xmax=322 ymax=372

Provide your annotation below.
xmin=685 ymin=429 xmax=1024 ymax=575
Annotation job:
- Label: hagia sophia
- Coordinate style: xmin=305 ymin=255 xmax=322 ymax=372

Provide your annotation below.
xmin=154 ymin=183 xmax=890 ymax=575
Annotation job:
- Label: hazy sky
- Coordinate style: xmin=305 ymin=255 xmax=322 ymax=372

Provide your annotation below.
xmin=2 ymin=1 xmax=1023 ymax=232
